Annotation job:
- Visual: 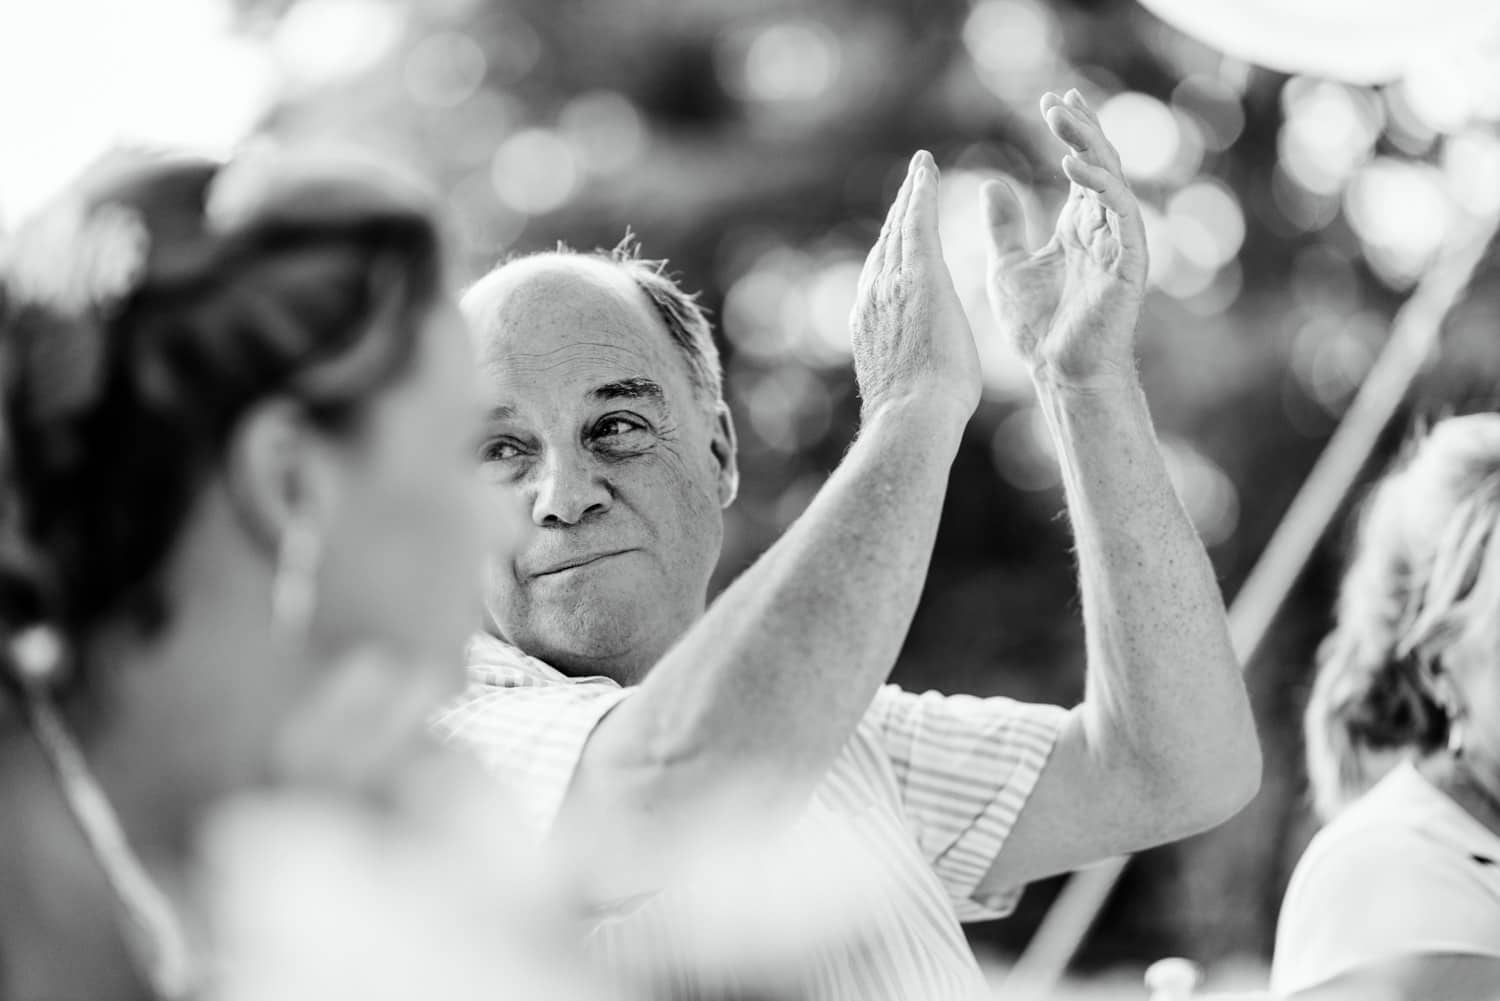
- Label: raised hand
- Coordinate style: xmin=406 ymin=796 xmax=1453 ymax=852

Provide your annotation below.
xmin=851 ymin=150 xmax=982 ymax=427
xmin=981 ymin=90 xmax=1149 ymax=390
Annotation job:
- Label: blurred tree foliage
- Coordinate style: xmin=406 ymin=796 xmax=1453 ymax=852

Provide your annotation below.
xmin=247 ymin=0 xmax=1500 ymax=972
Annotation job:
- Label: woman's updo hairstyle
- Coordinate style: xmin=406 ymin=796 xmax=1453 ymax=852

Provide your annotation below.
xmin=1306 ymin=414 xmax=1500 ymax=820
xmin=0 ymin=146 xmax=446 ymax=688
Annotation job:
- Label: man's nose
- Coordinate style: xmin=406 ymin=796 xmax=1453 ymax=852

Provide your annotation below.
xmin=529 ymin=449 xmax=612 ymax=527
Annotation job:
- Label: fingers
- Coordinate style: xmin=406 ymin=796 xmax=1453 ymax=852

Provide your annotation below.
xmin=857 ymin=153 xmax=923 ymax=298
xmin=1044 ymin=89 xmax=1145 ymax=252
xmin=887 ymin=150 xmax=926 ymax=265
xmin=1060 ymin=155 xmax=1130 ymax=216
xmin=980 ymin=179 xmax=1030 ymax=267
xmin=1042 ymin=90 xmax=1123 ymax=178
xmin=901 ymin=150 xmax=941 ymax=259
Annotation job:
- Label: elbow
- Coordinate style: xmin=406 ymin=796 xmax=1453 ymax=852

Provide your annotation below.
xmin=1210 ymin=734 xmax=1263 ymax=824
xmin=1123 ymin=721 xmax=1262 ymax=842
xmin=1166 ymin=724 xmax=1263 ymax=835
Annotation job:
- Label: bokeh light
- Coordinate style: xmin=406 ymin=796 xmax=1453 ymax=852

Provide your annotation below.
xmin=1167 ymin=179 xmax=1246 ymax=271
xmin=723 ymin=246 xmax=864 ymax=370
xmin=490 ymin=128 xmax=578 ymax=216
xmin=404 ymin=32 xmax=488 ymax=108
xmin=1343 ymin=158 xmax=1451 ymax=286
xmin=1171 ymin=75 xmax=1246 ymax=153
xmin=449 ymin=169 xmax=526 ymax=258
xmin=273 ymin=0 xmax=405 ymax=90
xmin=1290 ymin=244 xmax=1361 ymax=314
xmin=991 ymin=406 xmax=1061 ymax=492
xmin=488 ymin=18 xmax=542 ymax=84
xmin=802 ymin=260 xmax=864 ymax=365
xmin=443 ymin=90 xmax=525 ymax=168
xmin=1179 ymin=259 xmax=1244 ymax=317
xmin=720 ymin=20 xmax=842 ymax=104
xmin=937 ymin=167 xmax=1034 ymax=398
xmin=963 ymin=0 xmax=1058 ymax=100
xmin=733 ymin=364 xmax=835 ymax=457
xmin=1098 ymin=92 xmax=1187 ymax=182
xmin=1443 ymin=127 xmax=1500 ymax=216
xmin=559 ymin=91 xmax=648 ymax=177
xmin=1277 ymin=79 xmax=1383 ymax=196
xmin=723 ymin=263 xmax=802 ymax=365
xmin=1291 ymin=310 xmax=1385 ymax=415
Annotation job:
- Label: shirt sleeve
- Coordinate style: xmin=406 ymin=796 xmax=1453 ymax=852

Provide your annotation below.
xmin=862 ymin=684 xmax=1068 ymax=922
xmin=1272 ymin=823 xmax=1500 ymax=996
xmin=433 ymin=680 xmax=633 ymax=840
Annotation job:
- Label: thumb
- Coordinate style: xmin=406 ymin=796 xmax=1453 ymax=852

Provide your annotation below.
xmin=980 ymin=179 xmax=1029 ymax=267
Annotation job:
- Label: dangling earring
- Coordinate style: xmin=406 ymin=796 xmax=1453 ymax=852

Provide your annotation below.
xmin=271 ymin=513 xmax=322 ymax=649
xmin=1449 ymin=712 xmax=1467 ymax=758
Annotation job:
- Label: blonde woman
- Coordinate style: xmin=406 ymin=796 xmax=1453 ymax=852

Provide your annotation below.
xmin=1273 ymin=415 xmax=1500 ymax=1000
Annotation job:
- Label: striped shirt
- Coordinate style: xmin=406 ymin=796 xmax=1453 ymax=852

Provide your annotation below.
xmin=436 ymin=634 xmax=1067 ymax=1001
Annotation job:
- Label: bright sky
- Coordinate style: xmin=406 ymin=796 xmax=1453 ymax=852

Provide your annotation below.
xmin=0 ymin=0 xmax=275 ymax=226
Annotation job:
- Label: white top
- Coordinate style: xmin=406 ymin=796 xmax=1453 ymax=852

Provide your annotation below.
xmin=199 ymin=761 xmax=629 ymax=1001
xmin=1272 ymin=761 xmax=1500 ymax=996
xmin=435 ymin=634 xmax=1069 ymax=1001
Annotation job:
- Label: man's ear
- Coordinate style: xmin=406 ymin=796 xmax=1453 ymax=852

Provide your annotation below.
xmin=222 ymin=399 xmax=340 ymax=554
xmin=710 ymin=400 xmax=739 ymax=509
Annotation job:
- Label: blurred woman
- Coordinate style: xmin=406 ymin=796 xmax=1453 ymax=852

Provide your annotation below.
xmin=1273 ymin=414 xmax=1500 ymax=1000
xmin=0 ymin=149 xmax=603 ymax=1001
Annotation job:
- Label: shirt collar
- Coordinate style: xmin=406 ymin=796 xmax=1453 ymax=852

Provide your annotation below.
xmin=465 ymin=632 xmax=623 ymax=689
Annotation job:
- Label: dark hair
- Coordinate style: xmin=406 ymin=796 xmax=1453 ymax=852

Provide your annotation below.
xmin=0 ymin=149 xmax=445 ymax=668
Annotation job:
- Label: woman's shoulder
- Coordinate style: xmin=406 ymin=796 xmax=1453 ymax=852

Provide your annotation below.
xmin=1272 ymin=763 xmax=1500 ymax=996
xmin=1304 ymin=762 xmax=1500 ymax=863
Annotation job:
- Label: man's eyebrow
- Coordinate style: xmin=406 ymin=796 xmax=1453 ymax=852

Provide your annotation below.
xmin=591 ymin=378 xmax=666 ymax=405
xmin=486 ymin=404 xmax=518 ymax=422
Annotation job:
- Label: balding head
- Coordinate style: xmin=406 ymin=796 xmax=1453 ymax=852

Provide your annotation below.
xmin=462 ymin=244 xmax=739 ymax=683
xmin=463 ymin=245 xmax=722 ymax=406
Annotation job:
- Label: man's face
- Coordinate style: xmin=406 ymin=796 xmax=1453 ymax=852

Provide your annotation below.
xmin=467 ymin=255 xmax=736 ymax=683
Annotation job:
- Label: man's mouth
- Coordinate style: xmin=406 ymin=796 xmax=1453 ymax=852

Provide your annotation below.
xmin=531 ymin=550 xmax=633 ymax=578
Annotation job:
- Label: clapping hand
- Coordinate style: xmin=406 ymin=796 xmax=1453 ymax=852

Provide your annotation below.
xmin=981 ymin=90 xmax=1149 ymax=391
xmin=851 ymin=150 xmax=983 ymax=427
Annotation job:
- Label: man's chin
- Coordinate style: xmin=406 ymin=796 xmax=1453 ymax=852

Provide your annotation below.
xmin=523 ymin=615 xmax=655 ymax=683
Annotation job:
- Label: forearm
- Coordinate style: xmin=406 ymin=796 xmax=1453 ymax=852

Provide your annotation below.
xmin=1037 ymin=371 xmax=1259 ymax=819
xmin=585 ymin=400 xmax=964 ymax=815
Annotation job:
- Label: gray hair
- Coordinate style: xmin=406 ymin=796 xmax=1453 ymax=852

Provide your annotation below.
xmin=483 ymin=233 xmax=723 ymax=405
xmin=1305 ymin=414 xmax=1500 ymax=820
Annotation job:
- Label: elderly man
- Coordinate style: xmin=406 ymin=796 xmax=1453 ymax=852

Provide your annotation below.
xmin=438 ymin=92 xmax=1260 ymax=998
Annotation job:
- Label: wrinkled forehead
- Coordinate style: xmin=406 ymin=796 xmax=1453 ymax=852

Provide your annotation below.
xmin=463 ymin=255 xmax=692 ymax=404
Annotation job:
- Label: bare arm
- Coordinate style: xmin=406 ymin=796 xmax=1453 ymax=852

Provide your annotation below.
xmin=975 ymin=91 xmax=1260 ymax=895
xmin=561 ymin=153 xmax=984 ymax=892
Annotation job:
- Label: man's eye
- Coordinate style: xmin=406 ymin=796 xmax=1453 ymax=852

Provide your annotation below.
xmin=480 ymin=438 xmax=527 ymax=462
xmin=594 ymin=417 xmax=645 ymax=439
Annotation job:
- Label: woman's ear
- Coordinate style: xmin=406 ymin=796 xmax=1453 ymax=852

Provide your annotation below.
xmin=223 ymin=399 xmax=339 ymax=554
xmin=711 ymin=400 xmax=739 ymax=509
xmin=1423 ymin=655 xmax=1468 ymax=726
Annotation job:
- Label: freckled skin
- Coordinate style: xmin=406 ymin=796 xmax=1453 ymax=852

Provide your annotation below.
xmin=467 ymin=255 xmax=732 ymax=684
